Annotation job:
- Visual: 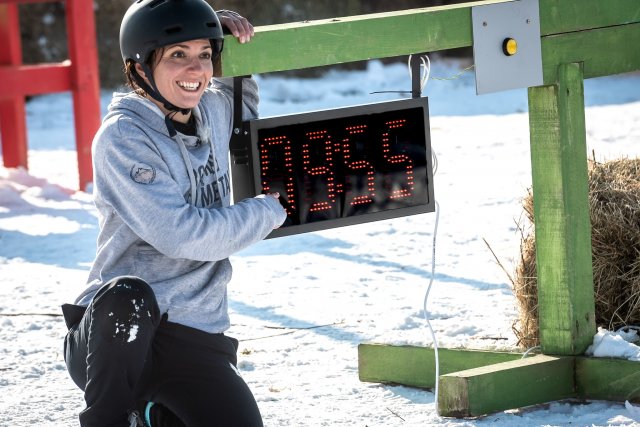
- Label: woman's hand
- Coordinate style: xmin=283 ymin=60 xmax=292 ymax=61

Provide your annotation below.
xmin=217 ymin=10 xmax=254 ymax=44
xmin=255 ymin=193 xmax=285 ymax=229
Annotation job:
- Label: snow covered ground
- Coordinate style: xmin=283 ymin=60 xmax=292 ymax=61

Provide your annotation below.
xmin=1 ymin=59 xmax=640 ymax=426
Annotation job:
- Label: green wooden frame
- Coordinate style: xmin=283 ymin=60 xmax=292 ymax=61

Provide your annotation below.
xmin=358 ymin=345 xmax=640 ymax=416
xmin=220 ymin=0 xmax=640 ymax=418
xmin=358 ymin=344 xmax=523 ymax=389
xmin=221 ymin=0 xmax=640 ymax=78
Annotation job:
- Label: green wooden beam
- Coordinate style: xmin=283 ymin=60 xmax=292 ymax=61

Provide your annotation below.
xmin=539 ymin=0 xmax=640 ymax=35
xmin=542 ymin=22 xmax=640 ymax=84
xmin=576 ymin=357 xmax=640 ymax=402
xmin=220 ymin=2 xmax=480 ymax=76
xmin=358 ymin=344 xmax=522 ymax=389
xmin=438 ymin=355 xmax=575 ymax=417
xmin=360 ymin=345 xmax=640 ymax=415
xmin=527 ymin=63 xmax=596 ymax=355
xmin=220 ymin=0 xmax=640 ymax=77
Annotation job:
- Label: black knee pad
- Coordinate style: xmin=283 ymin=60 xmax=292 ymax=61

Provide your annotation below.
xmin=93 ymin=276 xmax=161 ymax=344
xmin=98 ymin=276 xmax=157 ymax=308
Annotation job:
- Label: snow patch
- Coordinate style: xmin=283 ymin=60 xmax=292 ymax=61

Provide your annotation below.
xmin=238 ymin=360 xmax=255 ymax=371
xmin=127 ymin=324 xmax=139 ymax=343
xmin=625 ymin=401 xmax=640 ymax=421
xmin=585 ymin=327 xmax=640 ymax=361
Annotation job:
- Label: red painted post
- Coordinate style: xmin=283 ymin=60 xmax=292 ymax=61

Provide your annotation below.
xmin=66 ymin=0 xmax=101 ymax=190
xmin=0 ymin=0 xmax=100 ymax=190
xmin=0 ymin=2 xmax=28 ymax=169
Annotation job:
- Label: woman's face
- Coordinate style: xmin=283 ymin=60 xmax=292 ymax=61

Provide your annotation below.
xmin=137 ymin=39 xmax=213 ymax=114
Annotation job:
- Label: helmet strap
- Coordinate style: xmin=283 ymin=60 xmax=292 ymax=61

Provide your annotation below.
xmin=131 ymin=63 xmax=190 ymax=136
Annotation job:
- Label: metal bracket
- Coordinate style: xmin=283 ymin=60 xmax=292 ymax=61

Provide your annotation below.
xmin=410 ymin=54 xmax=423 ymax=99
xmin=471 ymin=0 xmax=543 ymax=95
xmin=229 ymin=76 xmax=251 ymax=165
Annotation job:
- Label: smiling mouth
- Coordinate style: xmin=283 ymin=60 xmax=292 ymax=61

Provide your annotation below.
xmin=177 ymin=81 xmax=201 ymax=91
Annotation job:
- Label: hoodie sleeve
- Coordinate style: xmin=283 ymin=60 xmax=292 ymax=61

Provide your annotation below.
xmin=93 ymin=115 xmax=286 ymax=262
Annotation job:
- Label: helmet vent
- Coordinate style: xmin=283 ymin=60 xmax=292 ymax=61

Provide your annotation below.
xmin=165 ymin=26 xmax=183 ymax=35
xmin=206 ymin=22 xmax=218 ymax=28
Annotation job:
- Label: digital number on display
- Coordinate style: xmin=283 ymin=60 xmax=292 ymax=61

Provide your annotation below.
xmin=230 ymin=97 xmax=435 ymax=238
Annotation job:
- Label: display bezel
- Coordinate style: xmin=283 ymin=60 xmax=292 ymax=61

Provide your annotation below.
xmin=231 ymin=97 xmax=435 ymax=238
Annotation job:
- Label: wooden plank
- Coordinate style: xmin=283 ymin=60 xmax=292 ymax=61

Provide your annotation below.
xmin=542 ymin=22 xmax=640 ymax=84
xmin=0 ymin=2 xmax=28 ymax=169
xmin=0 ymin=63 xmax=72 ymax=99
xmin=539 ymin=0 xmax=640 ymax=35
xmin=0 ymin=99 xmax=28 ymax=168
xmin=358 ymin=344 xmax=521 ymax=389
xmin=0 ymin=0 xmax=59 ymax=4
xmin=66 ymin=0 xmax=101 ymax=190
xmin=221 ymin=2 xmax=481 ymax=76
xmin=438 ymin=355 xmax=575 ymax=417
xmin=527 ymin=63 xmax=596 ymax=355
xmin=576 ymin=357 xmax=640 ymax=402
xmin=220 ymin=0 xmax=640 ymax=77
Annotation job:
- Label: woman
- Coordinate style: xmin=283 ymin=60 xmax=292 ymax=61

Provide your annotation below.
xmin=61 ymin=1 xmax=286 ymax=426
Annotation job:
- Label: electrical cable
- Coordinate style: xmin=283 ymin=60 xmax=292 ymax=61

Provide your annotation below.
xmin=423 ymin=200 xmax=441 ymax=412
xmin=408 ymin=53 xmax=443 ymax=413
xmin=431 ymin=63 xmax=475 ymax=81
xmin=406 ymin=54 xmax=562 ymax=412
xmin=370 ymin=57 xmax=473 ymax=96
xmin=521 ymin=345 xmax=541 ymax=358
xmin=408 ymin=54 xmax=431 ymax=93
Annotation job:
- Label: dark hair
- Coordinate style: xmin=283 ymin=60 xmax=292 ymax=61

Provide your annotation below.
xmin=123 ymin=49 xmax=161 ymax=95
xmin=123 ymin=60 xmax=142 ymax=94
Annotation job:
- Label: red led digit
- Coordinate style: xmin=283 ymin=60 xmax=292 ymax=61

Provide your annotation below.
xmin=343 ymin=124 xmax=375 ymax=206
xmin=259 ymin=135 xmax=296 ymax=215
xmin=302 ymin=130 xmax=336 ymax=213
xmin=382 ymin=119 xmax=415 ymax=199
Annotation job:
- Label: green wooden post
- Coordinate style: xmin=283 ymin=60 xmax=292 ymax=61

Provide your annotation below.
xmin=527 ymin=63 xmax=596 ymax=355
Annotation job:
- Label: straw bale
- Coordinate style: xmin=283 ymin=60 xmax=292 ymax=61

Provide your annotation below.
xmin=513 ymin=158 xmax=640 ymax=348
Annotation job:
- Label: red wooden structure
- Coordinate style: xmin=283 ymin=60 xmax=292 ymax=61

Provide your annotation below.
xmin=0 ymin=0 xmax=100 ymax=191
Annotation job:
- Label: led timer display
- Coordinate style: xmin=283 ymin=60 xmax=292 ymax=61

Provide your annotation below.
xmin=230 ymin=97 xmax=435 ymax=238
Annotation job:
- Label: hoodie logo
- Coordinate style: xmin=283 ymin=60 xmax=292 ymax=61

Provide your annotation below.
xmin=184 ymin=150 xmax=230 ymax=207
xmin=130 ymin=163 xmax=156 ymax=185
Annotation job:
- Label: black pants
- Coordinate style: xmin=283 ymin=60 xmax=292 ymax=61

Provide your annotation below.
xmin=63 ymin=276 xmax=263 ymax=427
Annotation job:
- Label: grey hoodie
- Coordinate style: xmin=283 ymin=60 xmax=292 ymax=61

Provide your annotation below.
xmin=74 ymin=77 xmax=286 ymax=333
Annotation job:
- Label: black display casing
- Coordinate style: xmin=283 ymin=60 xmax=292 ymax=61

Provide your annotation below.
xmin=230 ymin=97 xmax=435 ymax=238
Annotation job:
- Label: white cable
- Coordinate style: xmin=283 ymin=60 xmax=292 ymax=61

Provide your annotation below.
xmin=420 ymin=55 xmax=431 ymax=92
xmin=409 ymin=52 xmax=442 ymax=413
xmin=521 ymin=345 xmax=541 ymax=358
xmin=432 ymin=149 xmax=438 ymax=176
xmin=423 ymin=200 xmax=440 ymax=412
xmin=407 ymin=54 xmax=432 ymax=96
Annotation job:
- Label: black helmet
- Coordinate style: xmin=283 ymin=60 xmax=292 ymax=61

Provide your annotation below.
xmin=119 ymin=0 xmax=224 ymax=129
xmin=120 ymin=0 xmax=224 ymax=65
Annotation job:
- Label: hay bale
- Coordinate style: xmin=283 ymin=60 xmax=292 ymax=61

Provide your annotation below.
xmin=513 ymin=158 xmax=640 ymax=348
